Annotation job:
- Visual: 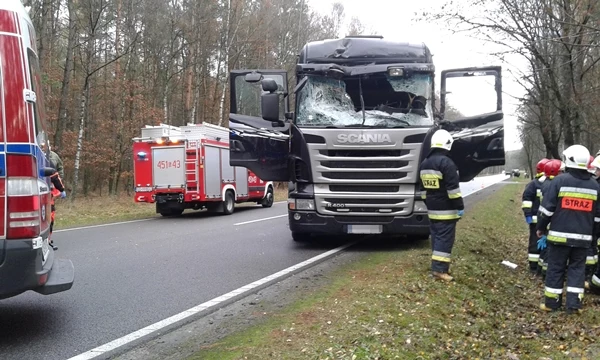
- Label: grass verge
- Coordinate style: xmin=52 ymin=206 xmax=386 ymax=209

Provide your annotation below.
xmin=55 ymin=188 xmax=288 ymax=229
xmin=188 ymin=183 xmax=600 ymax=359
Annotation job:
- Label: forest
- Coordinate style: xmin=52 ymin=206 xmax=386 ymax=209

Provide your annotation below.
xmin=24 ymin=0 xmax=599 ymax=195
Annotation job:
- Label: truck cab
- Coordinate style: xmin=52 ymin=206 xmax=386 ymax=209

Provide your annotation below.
xmin=228 ymin=36 xmax=505 ymax=241
xmin=0 ymin=0 xmax=74 ymax=298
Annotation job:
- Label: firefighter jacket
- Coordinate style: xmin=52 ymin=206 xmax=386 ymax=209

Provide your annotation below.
xmin=522 ymin=177 xmax=544 ymax=223
xmin=419 ymin=149 xmax=464 ymax=221
xmin=537 ymin=170 xmax=600 ymax=248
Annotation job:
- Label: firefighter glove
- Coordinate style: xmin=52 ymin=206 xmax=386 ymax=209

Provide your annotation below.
xmin=60 ymin=191 xmax=67 ymax=199
xmin=537 ymin=235 xmax=547 ymax=250
xmin=457 ymin=210 xmax=464 ymax=217
xmin=525 ymin=216 xmax=533 ymax=224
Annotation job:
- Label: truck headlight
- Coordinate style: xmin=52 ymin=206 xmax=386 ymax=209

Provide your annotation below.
xmin=413 ymin=200 xmax=427 ymax=212
xmin=292 ymin=199 xmax=315 ymax=211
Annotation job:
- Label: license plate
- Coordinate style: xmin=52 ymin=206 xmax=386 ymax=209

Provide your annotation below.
xmin=347 ymin=225 xmax=383 ymax=234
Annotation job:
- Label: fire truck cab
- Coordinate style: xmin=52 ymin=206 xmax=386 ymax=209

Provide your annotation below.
xmin=0 ymin=0 xmax=75 ymax=299
xmin=133 ymin=122 xmax=274 ymax=216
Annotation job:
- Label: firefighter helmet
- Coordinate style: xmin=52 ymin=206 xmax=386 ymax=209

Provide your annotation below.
xmin=563 ymin=144 xmax=590 ymax=170
xmin=430 ymin=129 xmax=453 ymax=151
xmin=544 ymin=159 xmax=562 ymax=178
xmin=536 ymin=158 xmax=550 ymax=175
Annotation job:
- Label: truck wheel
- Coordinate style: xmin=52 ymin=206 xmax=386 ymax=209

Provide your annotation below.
xmin=159 ymin=209 xmax=184 ymax=217
xmin=291 ymin=232 xmax=311 ymax=242
xmin=222 ymin=191 xmax=235 ymax=215
xmin=261 ymin=187 xmax=274 ymax=208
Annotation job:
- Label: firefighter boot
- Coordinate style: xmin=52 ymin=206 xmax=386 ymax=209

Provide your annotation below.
xmin=539 ymin=304 xmax=560 ymax=312
xmin=432 ymin=271 xmax=454 ymax=281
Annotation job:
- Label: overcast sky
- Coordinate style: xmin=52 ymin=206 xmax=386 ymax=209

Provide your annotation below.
xmin=307 ymin=0 xmax=525 ymax=151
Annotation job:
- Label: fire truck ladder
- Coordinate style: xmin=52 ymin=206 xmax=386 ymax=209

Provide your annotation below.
xmin=185 ymin=143 xmax=199 ymax=192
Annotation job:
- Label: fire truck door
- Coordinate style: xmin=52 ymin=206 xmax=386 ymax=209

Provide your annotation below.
xmin=235 ymin=167 xmax=248 ymax=197
xmin=204 ymin=146 xmax=221 ymax=197
xmin=220 ymin=148 xmax=234 ymax=183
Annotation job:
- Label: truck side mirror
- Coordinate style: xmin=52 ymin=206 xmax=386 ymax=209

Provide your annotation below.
xmin=261 ymin=93 xmax=280 ymax=123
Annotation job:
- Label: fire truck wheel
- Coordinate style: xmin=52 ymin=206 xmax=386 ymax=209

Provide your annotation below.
xmin=222 ymin=191 xmax=235 ymax=215
xmin=159 ymin=208 xmax=184 ymax=217
xmin=261 ymin=187 xmax=274 ymax=208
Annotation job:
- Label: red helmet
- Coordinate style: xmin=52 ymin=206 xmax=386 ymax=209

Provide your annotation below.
xmin=544 ymin=159 xmax=562 ymax=178
xmin=536 ymin=158 xmax=550 ymax=174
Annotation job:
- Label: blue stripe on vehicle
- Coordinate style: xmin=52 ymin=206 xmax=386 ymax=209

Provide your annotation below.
xmin=0 ymin=143 xmax=52 ymax=179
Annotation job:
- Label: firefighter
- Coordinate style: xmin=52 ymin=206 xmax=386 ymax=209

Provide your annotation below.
xmin=419 ymin=129 xmax=464 ymax=282
xmin=588 ymin=155 xmax=600 ymax=292
xmin=537 ymin=145 xmax=600 ymax=314
xmin=538 ymin=159 xmax=562 ymax=277
xmin=522 ymin=158 xmax=549 ymax=273
xmin=40 ymin=139 xmax=64 ymax=180
xmin=585 ymin=156 xmax=600 ymax=288
xmin=48 ymin=168 xmax=66 ymax=250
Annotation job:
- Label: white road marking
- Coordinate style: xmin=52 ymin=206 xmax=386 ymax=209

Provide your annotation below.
xmin=66 ymin=241 xmax=357 ymax=360
xmin=66 ymin=175 xmax=509 ymax=360
xmin=234 ymin=214 xmax=287 ymax=225
xmin=53 ymin=219 xmax=154 ymax=233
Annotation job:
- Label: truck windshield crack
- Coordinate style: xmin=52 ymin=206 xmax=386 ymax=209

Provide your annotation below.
xmin=296 ymin=74 xmax=433 ymax=128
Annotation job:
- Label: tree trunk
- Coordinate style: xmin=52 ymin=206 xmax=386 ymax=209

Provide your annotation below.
xmin=72 ymin=78 xmax=90 ymax=199
xmin=54 ymin=0 xmax=77 ymax=151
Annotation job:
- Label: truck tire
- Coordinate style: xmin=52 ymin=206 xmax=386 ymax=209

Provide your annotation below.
xmin=291 ymin=232 xmax=311 ymax=242
xmin=222 ymin=191 xmax=235 ymax=215
xmin=261 ymin=187 xmax=274 ymax=208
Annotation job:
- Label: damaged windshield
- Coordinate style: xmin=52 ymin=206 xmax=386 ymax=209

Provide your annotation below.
xmin=296 ymin=73 xmax=434 ymax=128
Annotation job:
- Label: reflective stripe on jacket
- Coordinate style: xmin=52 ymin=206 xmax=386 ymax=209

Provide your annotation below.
xmin=419 ymin=149 xmax=464 ymax=221
xmin=537 ymin=171 xmax=600 ymax=248
xmin=522 ymin=177 xmax=544 ymax=223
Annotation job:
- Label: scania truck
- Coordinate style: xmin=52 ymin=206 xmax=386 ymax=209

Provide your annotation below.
xmin=228 ymin=36 xmax=505 ymax=241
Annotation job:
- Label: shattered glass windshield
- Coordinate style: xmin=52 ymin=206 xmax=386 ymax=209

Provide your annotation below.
xmin=296 ymin=74 xmax=434 ymax=128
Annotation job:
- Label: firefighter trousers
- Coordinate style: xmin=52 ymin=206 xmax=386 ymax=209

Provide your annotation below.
xmin=430 ymin=220 xmax=457 ymax=273
xmin=527 ymin=224 xmax=540 ymax=271
xmin=544 ymin=243 xmax=586 ymax=310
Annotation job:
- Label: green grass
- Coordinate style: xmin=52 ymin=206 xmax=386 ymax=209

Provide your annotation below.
xmin=55 ymin=188 xmax=288 ymax=229
xmin=187 ymin=184 xmax=600 ymax=359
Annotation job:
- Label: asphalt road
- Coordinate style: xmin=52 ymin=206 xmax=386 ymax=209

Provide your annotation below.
xmin=0 ymin=175 xmax=510 ymax=360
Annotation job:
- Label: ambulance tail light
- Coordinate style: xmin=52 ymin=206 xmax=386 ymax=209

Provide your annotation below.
xmin=6 ymin=155 xmax=41 ymax=239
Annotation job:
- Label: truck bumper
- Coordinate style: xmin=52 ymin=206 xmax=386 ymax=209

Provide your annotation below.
xmin=288 ymin=211 xmax=430 ymax=236
xmin=0 ymin=239 xmax=74 ymax=299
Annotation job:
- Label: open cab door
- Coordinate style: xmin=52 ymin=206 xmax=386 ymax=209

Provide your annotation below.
xmin=229 ymin=70 xmax=290 ymax=181
xmin=440 ymin=66 xmax=505 ymax=182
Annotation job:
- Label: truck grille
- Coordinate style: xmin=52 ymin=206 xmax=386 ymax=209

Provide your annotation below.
xmin=304 ymin=128 xmax=427 ymax=217
xmin=317 ymin=195 xmax=411 ymax=216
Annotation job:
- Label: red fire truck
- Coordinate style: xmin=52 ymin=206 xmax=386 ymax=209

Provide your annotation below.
xmin=133 ymin=122 xmax=274 ymax=216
